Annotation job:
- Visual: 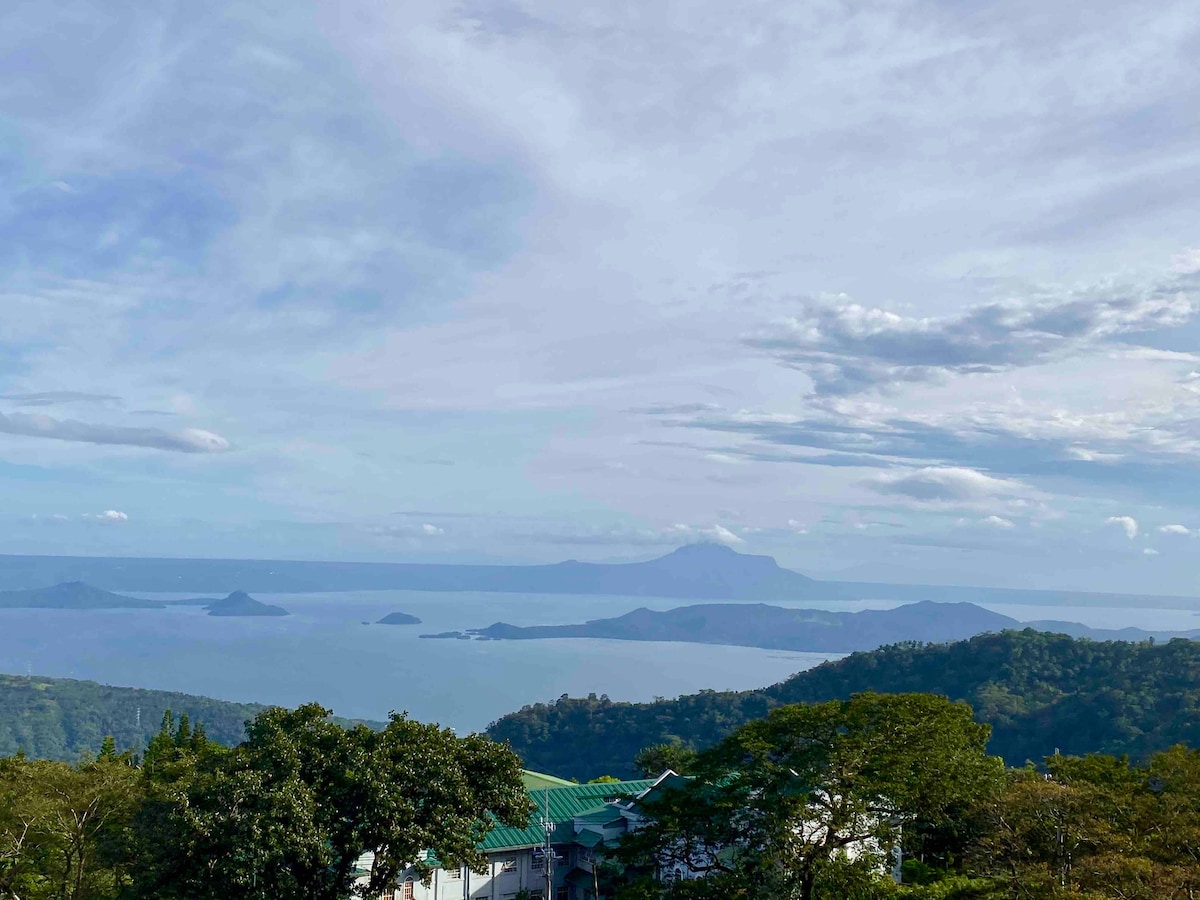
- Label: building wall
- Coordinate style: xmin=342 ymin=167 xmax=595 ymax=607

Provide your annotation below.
xmin=373 ymin=845 xmax=583 ymax=900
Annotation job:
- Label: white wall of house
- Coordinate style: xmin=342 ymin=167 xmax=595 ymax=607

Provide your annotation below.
xmin=368 ymin=845 xmax=584 ymax=900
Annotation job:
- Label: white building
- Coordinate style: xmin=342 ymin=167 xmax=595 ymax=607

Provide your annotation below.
xmin=359 ymin=770 xmax=671 ymax=900
xmin=360 ymin=768 xmax=901 ymax=899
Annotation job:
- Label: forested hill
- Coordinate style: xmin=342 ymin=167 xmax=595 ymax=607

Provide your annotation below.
xmin=487 ymin=629 xmax=1200 ymax=781
xmin=0 ymin=675 xmax=392 ymax=761
xmin=0 ymin=674 xmax=269 ymax=760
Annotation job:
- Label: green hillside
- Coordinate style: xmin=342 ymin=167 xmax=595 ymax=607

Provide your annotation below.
xmin=487 ymin=629 xmax=1200 ymax=781
xmin=0 ymin=674 xmax=269 ymax=759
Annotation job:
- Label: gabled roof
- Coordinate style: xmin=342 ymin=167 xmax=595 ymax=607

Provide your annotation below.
xmin=480 ymin=778 xmax=657 ymax=851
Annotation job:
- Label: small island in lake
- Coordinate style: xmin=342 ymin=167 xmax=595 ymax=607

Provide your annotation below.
xmin=419 ymin=631 xmax=472 ymax=640
xmin=168 ymin=590 xmax=289 ymax=617
xmin=376 ymin=611 xmax=422 ymax=625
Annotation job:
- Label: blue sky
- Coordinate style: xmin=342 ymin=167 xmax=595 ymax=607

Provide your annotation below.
xmin=2 ymin=0 xmax=1200 ymax=593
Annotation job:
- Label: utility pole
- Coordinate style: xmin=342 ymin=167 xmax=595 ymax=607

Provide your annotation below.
xmin=543 ymin=788 xmax=553 ymax=900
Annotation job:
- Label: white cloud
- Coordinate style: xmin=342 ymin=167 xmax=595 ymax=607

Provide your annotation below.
xmin=0 ymin=411 xmax=230 ymax=453
xmin=981 ymin=515 xmax=1015 ymax=529
xmin=868 ymin=467 xmax=1029 ymax=503
xmin=1105 ymin=516 xmax=1139 ymax=539
xmin=669 ymin=523 xmax=746 ymax=546
xmin=1143 ymin=547 xmax=1159 ymax=555
xmin=1172 ymin=249 xmax=1200 ymax=275
xmin=1159 ymin=524 xmax=1190 ymax=535
xmin=84 ymin=510 xmax=129 ymax=523
xmin=748 ymin=281 xmax=1200 ymax=396
xmin=1066 ymin=446 xmax=1124 ymax=462
xmin=421 ymin=523 xmax=444 ymax=535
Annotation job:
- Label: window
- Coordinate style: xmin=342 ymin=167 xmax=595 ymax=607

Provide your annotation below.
xmin=556 ymin=888 xmax=570 ymax=900
xmin=402 ymin=878 xmax=414 ymax=900
xmin=501 ymin=857 xmax=518 ymax=873
xmin=446 ymin=867 xmax=461 ymax=879
xmin=531 ymin=849 xmax=545 ymax=870
xmin=673 ymin=868 xmax=684 ymax=884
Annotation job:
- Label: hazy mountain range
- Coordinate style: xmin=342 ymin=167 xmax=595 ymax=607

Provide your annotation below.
xmin=0 ymin=544 xmax=1195 ymax=609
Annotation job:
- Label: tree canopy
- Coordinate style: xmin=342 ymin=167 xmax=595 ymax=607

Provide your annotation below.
xmin=616 ymin=693 xmax=1002 ymax=900
xmin=1 ymin=703 xmax=529 ymax=900
xmin=489 ymin=630 xmax=1200 ymax=781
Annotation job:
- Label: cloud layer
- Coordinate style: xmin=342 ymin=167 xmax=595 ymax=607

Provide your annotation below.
xmin=0 ymin=412 xmax=230 ymax=453
xmin=749 ymin=278 xmax=1200 ymax=396
xmin=1 ymin=1 xmax=1200 ymax=592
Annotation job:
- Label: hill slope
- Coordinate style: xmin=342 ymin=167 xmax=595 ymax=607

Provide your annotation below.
xmin=487 ymin=630 xmax=1200 ymax=780
xmin=0 ymin=582 xmax=163 ymax=609
xmin=0 ymin=675 xmax=383 ymax=760
xmin=168 ymin=590 xmax=290 ymax=616
xmin=0 ymin=674 xmax=264 ymax=759
xmin=472 ymin=600 xmax=1020 ymax=652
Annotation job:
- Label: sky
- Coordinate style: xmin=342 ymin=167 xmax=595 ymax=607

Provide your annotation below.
xmin=2 ymin=1 xmax=1200 ymax=593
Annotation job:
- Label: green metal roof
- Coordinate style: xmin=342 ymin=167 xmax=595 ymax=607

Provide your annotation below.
xmin=479 ymin=779 xmax=656 ymax=851
xmin=521 ymin=770 xmax=576 ymax=790
xmin=575 ymin=829 xmax=605 ymax=848
xmin=574 ymin=806 xmax=625 ymax=826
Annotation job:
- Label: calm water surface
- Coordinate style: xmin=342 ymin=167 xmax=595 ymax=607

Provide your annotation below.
xmin=1 ymin=591 xmax=1190 ymax=732
xmin=0 ymin=591 xmax=836 ymax=731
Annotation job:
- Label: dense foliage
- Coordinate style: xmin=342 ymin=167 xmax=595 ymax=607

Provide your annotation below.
xmin=488 ymin=630 xmax=1200 ymax=780
xmin=4 ymin=689 xmax=1198 ymax=899
xmin=0 ymin=705 xmax=529 ymax=900
xmin=0 ymin=675 xmax=381 ymax=761
xmin=615 ymin=694 xmax=1002 ymax=900
xmin=0 ymin=675 xmax=265 ymax=761
xmin=614 ymin=708 xmax=1200 ymax=900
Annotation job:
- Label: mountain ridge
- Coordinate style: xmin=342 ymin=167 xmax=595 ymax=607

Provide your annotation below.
xmin=469 ymin=599 xmax=1200 ymax=652
xmin=0 ymin=581 xmax=164 ymax=609
xmin=0 ymin=544 xmax=1195 ymax=609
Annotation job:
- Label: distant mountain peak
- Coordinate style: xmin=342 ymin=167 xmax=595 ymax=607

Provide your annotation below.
xmin=660 ymin=543 xmax=780 ymax=566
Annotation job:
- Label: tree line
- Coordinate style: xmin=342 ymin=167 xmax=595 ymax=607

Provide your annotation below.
xmin=617 ymin=693 xmax=1200 ymax=899
xmin=488 ymin=629 xmax=1200 ymax=780
xmin=4 ymin=690 xmax=1199 ymax=899
xmin=0 ymin=705 xmax=528 ymax=900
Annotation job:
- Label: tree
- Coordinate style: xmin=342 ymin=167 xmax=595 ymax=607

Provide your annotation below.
xmin=616 ymin=693 xmax=1002 ymax=900
xmin=0 ymin=755 xmax=47 ymax=900
xmin=0 ymin=753 xmax=138 ymax=900
xmin=976 ymin=746 xmax=1200 ymax=899
xmin=130 ymin=703 xmax=529 ymax=900
xmin=634 ymin=743 xmax=699 ymax=778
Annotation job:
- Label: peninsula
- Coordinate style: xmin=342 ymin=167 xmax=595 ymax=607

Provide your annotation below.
xmin=468 ymin=600 xmax=1200 ymax=654
xmin=0 ymin=581 xmax=164 ymax=609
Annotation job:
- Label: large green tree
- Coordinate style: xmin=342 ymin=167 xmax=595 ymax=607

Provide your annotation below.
xmin=130 ymin=703 xmax=530 ymax=900
xmin=0 ymin=751 xmax=138 ymax=900
xmin=616 ymin=693 xmax=1002 ymax=900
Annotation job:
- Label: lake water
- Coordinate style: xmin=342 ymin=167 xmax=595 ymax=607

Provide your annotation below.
xmin=0 ymin=591 xmax=836 ymax=732
xmin=0 ymin=591 xmax=1193 ymax=732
